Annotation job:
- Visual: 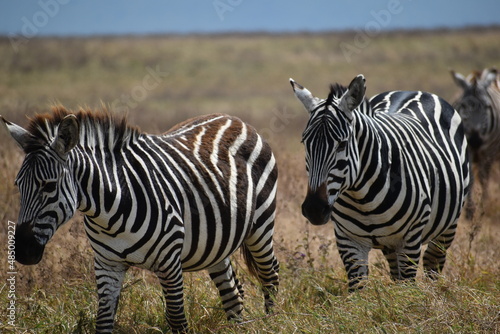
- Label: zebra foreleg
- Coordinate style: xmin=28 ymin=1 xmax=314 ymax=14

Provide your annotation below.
xmin=382 ymin=249 xmax=400 ymax=280
xmin=335 ymin=233 xmax=370 ymax=291
xmin=478 ymin=155 xmax=494 ymax=202
xmin=382 ymin=246 xmax=421 ymax=281
xmin=207 ymin=258 xmax=245 ymax=321
xmin=94 ymin=260 xmax=128 ymax=333
xmin=423 ymin=223 xmax=457 ymax=280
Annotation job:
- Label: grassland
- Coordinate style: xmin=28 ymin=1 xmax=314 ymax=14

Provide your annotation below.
xmin=0 ymin=27 xmax=499 ymax=333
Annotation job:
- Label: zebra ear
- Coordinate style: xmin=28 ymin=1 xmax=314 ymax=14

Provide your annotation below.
xmin=340 ymin=74 xmax=366 ymax=117
xmin=1 ymin=116 xmax=34 ymax=151
xmin=52 ymin=114 xmax=79 ymax=157
xmin=450 ymin=70 xmax=470 ymax=90
xmin=290 ymin=78 xmax=320 ymax=112
xmin=479 ymin=68 xmax=497 ymax=89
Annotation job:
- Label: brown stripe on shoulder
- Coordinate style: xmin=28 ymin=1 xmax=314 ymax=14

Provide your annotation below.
xmin=164 ymin=113 xmax=228 ymax=134
xmin=164 ymin=113 xmax=237 ymax=152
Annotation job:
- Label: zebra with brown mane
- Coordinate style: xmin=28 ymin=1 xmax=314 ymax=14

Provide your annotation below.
xmin=2 ymin=107 xmax=280 ymax=333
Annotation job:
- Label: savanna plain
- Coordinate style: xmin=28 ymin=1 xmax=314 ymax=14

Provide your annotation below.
xmin=0 ymin=28 xmax=499 ymax=333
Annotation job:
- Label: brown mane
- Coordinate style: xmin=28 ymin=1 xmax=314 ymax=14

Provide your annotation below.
xmin=23 ymin=105 xmax=139 ymax=153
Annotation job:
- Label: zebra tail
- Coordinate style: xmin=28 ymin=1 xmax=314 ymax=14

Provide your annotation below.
xmin=241 ymin=243 xmax=260 ymax=280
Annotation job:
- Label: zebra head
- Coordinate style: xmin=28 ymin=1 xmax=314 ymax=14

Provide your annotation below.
xmin=451 ymin=68 xmax=498 ymax=150
xmin=2 ymin=114 xmax=79 ymax=265
xmin=290 ymin=75 xmax=365 ymax=225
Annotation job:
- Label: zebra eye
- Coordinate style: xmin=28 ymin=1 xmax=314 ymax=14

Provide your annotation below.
xmin=337 ymin=141 xmax=347 ymax=150
xmin=41 ymin=181 xmax=57 ymax=193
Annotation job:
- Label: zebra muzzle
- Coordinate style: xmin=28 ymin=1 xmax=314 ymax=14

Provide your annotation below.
xmin=14 ymin=222 xmax=46 ymax=265
xmin=301 ymin=185 xmax=332 ymax=226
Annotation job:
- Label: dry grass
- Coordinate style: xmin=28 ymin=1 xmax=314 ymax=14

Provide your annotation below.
xmin=1 ymin=28 xmax=500 ymax=333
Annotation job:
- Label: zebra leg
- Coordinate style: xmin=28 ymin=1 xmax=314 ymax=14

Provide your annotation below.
xmin=207 ymin=258 xmax=245 ymax=321
xmin=243 ymin=234 xmax=280 ymax=314
xmin=334 ymin=231 xmax=370 ymax=291
xmin=382 ymin=245 xmax=421 ymax=281
xmin=94 ymin=259 xmax=128 ymax=333
xmin=382 ymin=248 xmax=400 ymax=280
xmin=156 ymin=260 xmax=188 ymax=333
xmin=478 ymin=155 xmax=493 ymax=201
xmin=423 ymin=222 xmax=458 ymax=280
xmin=232 ymin=266 xmax=245 ymax=298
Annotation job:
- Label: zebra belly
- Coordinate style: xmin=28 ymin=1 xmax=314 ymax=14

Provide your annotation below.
xmin=333 ymin=188 xmax=460 ymax=252
xmin=84 ymin=215 xmax=186 ymax=271
xmin=84 ymin=217 xmax=250 ymax=275
xmin=333 ymin=214 xmax=425 ymax=250
xmin=333 ymin=185 xmax=453 ymax=252
xmin=180 ymin=215 xmax=251 ymax=272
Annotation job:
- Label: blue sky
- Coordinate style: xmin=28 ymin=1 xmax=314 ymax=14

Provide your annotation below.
xmin=1 ymin=0 xmax=499 ymax=37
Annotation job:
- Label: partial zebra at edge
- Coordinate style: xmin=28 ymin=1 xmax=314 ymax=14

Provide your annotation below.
xmin=451 ymin=67 xmax=500 ymax=207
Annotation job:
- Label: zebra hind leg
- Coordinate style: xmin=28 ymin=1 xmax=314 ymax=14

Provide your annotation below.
xmin=94 ymin=260 xmax=129 ymax=333
xmin=423 ymin=222 xmax=457 ymax=280
xmin=207 ymin=257 xmax=245 ymax=321
xmin=242 ymin=238 xmax=280 ymax=314
xmin=156 ymin=260 xmax=189 ymax=333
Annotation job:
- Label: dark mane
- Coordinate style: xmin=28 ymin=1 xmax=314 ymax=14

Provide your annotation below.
xmin=323 ymin=83 xmax=347 ymax=108
xmin=329 ymin=83 xmax=348 ymax=99
xmin=24 ymin=105 xmax=139 ymax=153
xmin=327 ymin=82 xmax=373 ymax=117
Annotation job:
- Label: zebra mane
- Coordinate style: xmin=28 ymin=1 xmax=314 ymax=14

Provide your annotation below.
xmin=328 ymin=83 xmax=373 ymax=117
xmin=23 ymin=105 xmax=139 ymax=153
xmin=328 ymin=83 xmax=348 ymax=100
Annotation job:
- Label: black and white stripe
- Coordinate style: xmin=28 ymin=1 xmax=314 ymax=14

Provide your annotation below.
xmin=291 ymin=75 xmax=471 ymax=290
xmin=2 ymin=107 xmax=279 ymax=333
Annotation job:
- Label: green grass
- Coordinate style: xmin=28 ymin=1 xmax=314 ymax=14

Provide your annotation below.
xmin=1 ymin=27 xmax=500 ymax=333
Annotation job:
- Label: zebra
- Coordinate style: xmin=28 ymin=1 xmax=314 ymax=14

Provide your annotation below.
xmin=2 ymin=106 xmax=279 ymax=333
xmin=290 ymin=74 xmax=471 ymax=290
xmin=451 ymin=68 xmax=500 ymax=201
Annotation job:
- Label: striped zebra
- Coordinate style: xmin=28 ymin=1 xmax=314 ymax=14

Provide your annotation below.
xmin=2 ymin=107 xmax=279 ymax=333
xmin=451 ymin=68 xmax=500 ymax=200
xmin=290 ymin=75 xmax=471 ymax=290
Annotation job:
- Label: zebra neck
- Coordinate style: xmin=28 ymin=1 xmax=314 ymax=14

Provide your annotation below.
xmin=349 ymin=113 xmax=391 ymax=193
xmin=68 ymin=129 xmax=142 ymax=219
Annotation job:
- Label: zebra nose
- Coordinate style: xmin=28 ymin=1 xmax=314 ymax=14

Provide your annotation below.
xmin=467 ymin=131 xmax=483 ymax=150
xmin=14 ymin=222 xmax=46 ymax=265
xmin=301 ymin=191 xmax=332 ymax=226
